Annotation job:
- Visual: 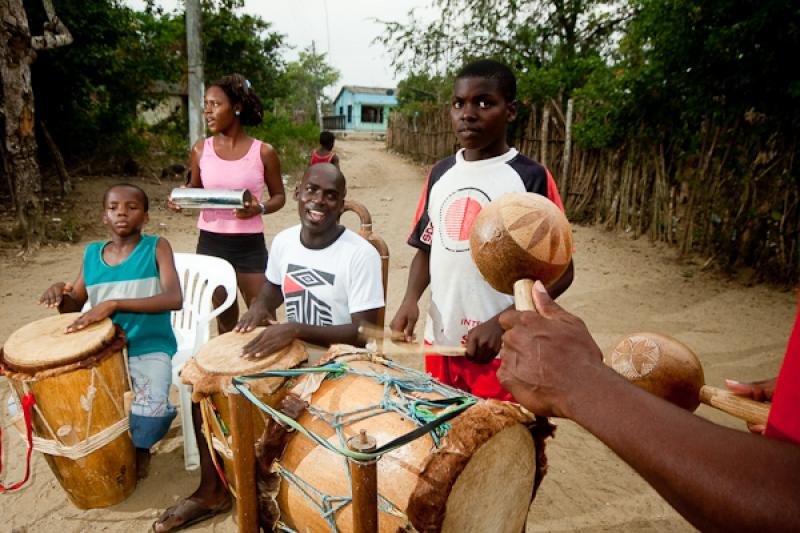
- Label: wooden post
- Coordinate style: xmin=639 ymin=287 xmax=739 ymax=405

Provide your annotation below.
xmin=347 ymin=429 xmax=378 ymax=533
xmin=560 ymin=98 xmax=573 ymax=200
xmin=228 ymin=391 xmax=259 ymax=533
xmin=540 ymin=105 xmax=550 ymax=168
xmin=185 ymin=0 xmax=205 ymax=148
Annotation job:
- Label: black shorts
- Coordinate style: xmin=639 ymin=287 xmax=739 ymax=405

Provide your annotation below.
xmin=196 ymin=230 xmax=268 ymax=273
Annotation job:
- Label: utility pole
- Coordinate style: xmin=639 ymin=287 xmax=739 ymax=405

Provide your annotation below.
xmin=312 ymin=40 xmax=324 ymax=130
xmin=186 ymin=0 xmax=205 ymax=148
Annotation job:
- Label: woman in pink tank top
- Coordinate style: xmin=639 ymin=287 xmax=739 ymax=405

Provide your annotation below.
xmin=167 ymin=73 xmax=285 ymax=334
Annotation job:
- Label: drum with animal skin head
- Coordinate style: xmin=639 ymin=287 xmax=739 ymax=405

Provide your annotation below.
xmin=263 ymin=346 xmax=552 ymax=533
xmin=0 ymin=313 xmax=136 ymax=509
xmin=179 ymin=328 xmax=308 ymax=489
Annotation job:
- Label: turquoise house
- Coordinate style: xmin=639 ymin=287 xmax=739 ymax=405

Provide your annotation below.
xmin=327 ymin=86 xmax=398 ymax=132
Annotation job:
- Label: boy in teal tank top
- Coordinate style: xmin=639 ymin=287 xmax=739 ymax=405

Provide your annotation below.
xmin=39 ymin=183 xmax=183 ymax=478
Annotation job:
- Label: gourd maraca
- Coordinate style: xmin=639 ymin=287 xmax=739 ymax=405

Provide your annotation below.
xmin=469 ymin=192 xmax=572 ymax=311
xmin=608 ymin=332 xmax=769 ymax=425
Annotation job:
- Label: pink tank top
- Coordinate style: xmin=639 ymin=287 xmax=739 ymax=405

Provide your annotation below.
xmin=197 ymin=137 xmax=265 ymax=234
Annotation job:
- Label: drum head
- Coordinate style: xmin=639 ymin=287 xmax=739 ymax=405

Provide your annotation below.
xmin=2 ymin=313 xmax=116 ymax=372
xmin=194 ymin=328 xmax=307 ymax=376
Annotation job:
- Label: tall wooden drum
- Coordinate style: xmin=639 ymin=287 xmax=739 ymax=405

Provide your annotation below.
xmin=259 ymin=348 xmax=552 ymax=533
xmin=0 ymin=313 xmax=136 ymax=509
xmin=179 ymin=328 xmax=308 ymax=491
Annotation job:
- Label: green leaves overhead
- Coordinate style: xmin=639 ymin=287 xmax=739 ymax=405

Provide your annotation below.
xmin=26 ymin=0 xmax=289 ymax=161
xmin=377 ymin=0 xmax=630 ymax=102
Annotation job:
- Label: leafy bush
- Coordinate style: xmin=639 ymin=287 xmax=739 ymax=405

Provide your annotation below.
xmin=249 ymin=116 xmax=320 ymax=175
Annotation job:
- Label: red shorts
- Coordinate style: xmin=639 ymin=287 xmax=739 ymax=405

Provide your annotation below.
xmin=425 ymin=353 xmax=513 ymax=401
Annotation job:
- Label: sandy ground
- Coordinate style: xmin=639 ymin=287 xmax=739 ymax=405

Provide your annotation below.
xmin=0 ymin=139 xmax=796 ymax=532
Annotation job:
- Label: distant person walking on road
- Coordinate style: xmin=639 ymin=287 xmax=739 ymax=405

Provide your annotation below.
xmin=310 ymin=130 xmax=340 ymax=168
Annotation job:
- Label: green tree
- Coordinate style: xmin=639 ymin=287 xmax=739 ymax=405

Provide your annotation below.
xmin=25 ymin=0 xmax=288 ymax=163
xmin=395 ymin=72 xmax=451 ymax=113
xmin=378 ymin=0 xmax=630 ymax=102
xmin=200 ymin=0 xmax=287 ymax=109
xmin=280 ymin=45 xmax=340 ymax=123
xmin=27 ymin=0 xmax=163 ymax=160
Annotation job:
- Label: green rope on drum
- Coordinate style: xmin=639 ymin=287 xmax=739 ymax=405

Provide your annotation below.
xmin=232 ymin=359 xmax=477 ymax=531
xmin=233 ymin=361 xmax=476 ymax=461
xmin=274 ymin=464 xmax=350 ymax=531
xmin=270 ymin=464 xmax=411 ymax=533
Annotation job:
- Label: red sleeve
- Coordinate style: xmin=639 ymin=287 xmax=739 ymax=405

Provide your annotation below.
xmin=545 ymin=169 xmax=565 ymax=212
xmin=407 ymin=171 xmax=433 ymax=252
xmin=765 ymin=291 xmax=800 ymax=444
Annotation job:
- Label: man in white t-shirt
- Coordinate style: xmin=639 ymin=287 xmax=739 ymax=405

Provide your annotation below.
xmin=235 ymin=162 xmax=384 ymax=357
xmin=152 ymin=163 xmax=383 ymax=533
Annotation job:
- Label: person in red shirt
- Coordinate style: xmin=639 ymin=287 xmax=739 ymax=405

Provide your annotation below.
xmin=498 ymin=281 xmax=800 ymax=531
xmin=310 ymin=130 xmax=340 ymax=168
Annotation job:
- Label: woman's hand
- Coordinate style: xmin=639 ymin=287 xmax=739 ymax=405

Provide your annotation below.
xmin=167 ymin=187 xmax=185 ymax=212
xmin=234 ymin=199 xmax=263 ymax=219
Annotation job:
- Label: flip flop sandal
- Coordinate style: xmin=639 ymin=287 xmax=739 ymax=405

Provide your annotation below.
xmin=152 ymin=496 xmax=233 ymax=533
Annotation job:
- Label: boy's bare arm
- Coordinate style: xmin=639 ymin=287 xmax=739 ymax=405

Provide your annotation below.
xmin=465 ymin=259 xmax=573 ymax=363
xmin=389 ymin=248 xmax=430 ymax=341
xmin=65 ymin=239 xmax=183 ymax=332
xmin=241 ymin=308 xmax=381 ymax=359
xmin=235 ymin=281 xmax=285 ymax=332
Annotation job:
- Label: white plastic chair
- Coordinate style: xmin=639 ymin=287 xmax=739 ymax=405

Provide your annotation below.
xmin=171 ymin=253 xmax=237 ymax=470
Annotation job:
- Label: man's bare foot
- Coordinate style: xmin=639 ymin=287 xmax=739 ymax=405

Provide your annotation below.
xmin=152 ymin=494 xmax=232 ymax=533
xmin=136 ymin=448 xmax=151 ymax=480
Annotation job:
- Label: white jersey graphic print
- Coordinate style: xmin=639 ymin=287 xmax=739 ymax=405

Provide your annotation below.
xmin=266 ymin=225 xmax=385 ymax=327
xmin=283 ymin=264 xmax=335 ymax=326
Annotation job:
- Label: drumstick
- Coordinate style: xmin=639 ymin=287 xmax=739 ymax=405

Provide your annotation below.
xmin=357 ymin=324 xmax=467 ymax=357
xmin=381 ymin=343 xmax=467 ymax=357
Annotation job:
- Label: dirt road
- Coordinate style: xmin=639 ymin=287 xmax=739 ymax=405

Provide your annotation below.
xmin=1 ymin=139 xmax=795 ymax=531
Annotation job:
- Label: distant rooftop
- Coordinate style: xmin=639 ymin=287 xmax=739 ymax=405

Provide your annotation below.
xmin=333 ymin=85 xmax=397 ymax=103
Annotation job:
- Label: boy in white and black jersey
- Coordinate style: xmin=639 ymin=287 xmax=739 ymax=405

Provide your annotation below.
xmin=390 ymin=59 xmax=574 ymax=401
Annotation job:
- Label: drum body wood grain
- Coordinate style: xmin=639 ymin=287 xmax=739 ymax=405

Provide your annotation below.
xmin=275 ymin=357 xmax=550 ymax=533
xmin=1 ymin=314 xmax=136 ymax=509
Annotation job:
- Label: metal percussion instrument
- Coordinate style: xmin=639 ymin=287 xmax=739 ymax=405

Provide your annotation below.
xmin=170 ymin=188 xmax=253 ymax=209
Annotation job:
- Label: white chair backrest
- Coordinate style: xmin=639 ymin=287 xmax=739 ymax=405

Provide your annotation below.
xmin=171 ymin=253 xmax=237 ymax=355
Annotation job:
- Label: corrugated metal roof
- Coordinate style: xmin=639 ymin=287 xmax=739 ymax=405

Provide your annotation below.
xmin=344 ymin=85 xmax=396 ymax=95
xmin=333 ymin=85 xmax=397 ymax=104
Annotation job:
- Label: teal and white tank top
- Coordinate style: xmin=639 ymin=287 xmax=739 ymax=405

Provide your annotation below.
xmin=83 ymin=234 xmax=177 ymax=357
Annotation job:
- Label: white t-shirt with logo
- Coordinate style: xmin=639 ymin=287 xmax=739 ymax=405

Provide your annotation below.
xmin=267 ymin=225 xmax=384 ymax=326
xmin=408 ymin=148 xmax=564 ymax=347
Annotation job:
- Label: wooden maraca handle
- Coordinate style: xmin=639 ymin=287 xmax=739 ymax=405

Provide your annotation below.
xmin=513 ymin=279 xmax=537 ymax=312
xmin=699 ymin=385 xmax=770 ymax=426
